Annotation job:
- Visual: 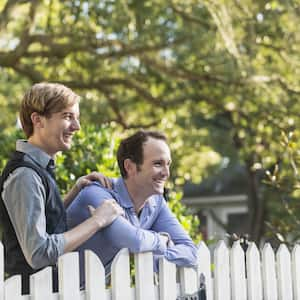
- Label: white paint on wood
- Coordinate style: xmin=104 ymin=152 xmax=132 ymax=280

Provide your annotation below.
xmin=30 ymin=267 xmax=53 ymax=300
xmin=214 ymin=240 xmax=230 ymax=300
xmin=134 ymin=251 xmax=155 ymax=300
xmin=262 ymin=243 xmax=278 ymax=300
xmin=292 ymin=244 xmax=300 ymax=300
xmin=58 ymin=252 xmax=81 ymax=300
xmin=5 ymin=275 xmax=22 ymax=300
xmin=159 ymin=258 xmax=177 ymax=300
xmin=0 ymin=241 xmax=298 ymax=300
xmin=277 ymin=244 xmax=293 ymax=300
xmin=230 ymin=241 xmax=247 ymax=300
xmin=85 ymin=250 xmax=106 ymax=300
xmin=197 ymin=241 xmax=213 ymax=300
xmin=111 ymin=248 xmax=132 ymax=300
xmin=246 ymin=242 xmax=263 ymax=300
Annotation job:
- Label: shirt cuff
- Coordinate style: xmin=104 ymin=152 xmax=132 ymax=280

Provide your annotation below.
xmin=155 ymin=233 xmax=168 ymax=255
xmin=56 ymin=233 xmax=66 ymax=257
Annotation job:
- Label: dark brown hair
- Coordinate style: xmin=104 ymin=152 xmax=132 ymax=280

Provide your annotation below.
xmin=117 ymin=130 xmax=167 ymax=178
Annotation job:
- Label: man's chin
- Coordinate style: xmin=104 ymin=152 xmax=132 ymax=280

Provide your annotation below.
xmin=154 ymin=187 xmax=164 ymax=195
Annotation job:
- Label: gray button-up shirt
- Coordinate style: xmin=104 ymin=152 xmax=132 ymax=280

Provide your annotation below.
xmin=1 ymin=140 xmax=65 ymax=269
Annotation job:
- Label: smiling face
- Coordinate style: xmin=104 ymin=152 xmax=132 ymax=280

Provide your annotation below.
xmin=129 ymin=137 xmax=171 ymax=197
xmin=29 ymin=102 xmax=80 ymax=157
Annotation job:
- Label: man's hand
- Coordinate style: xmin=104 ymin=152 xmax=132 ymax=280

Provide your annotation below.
xmin=159 ymin=232 xmax=174 ymax=247
xmin=88 ymin=199 xmax=124 ymax=229
xmin=76 ymin=171 xmax=112 ymax=191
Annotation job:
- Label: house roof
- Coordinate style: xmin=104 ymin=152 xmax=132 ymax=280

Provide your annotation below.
xmin=183 ymin=163 xmax=249 ymax=198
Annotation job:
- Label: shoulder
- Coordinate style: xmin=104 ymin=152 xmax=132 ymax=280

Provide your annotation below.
xmin=76 ymin=182 xmax=115 ymax=206
xmin=4 ymin=166 xmax=44 ymax=187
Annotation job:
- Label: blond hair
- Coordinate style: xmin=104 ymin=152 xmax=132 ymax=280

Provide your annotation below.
xmin=20 ymin=83 xmax=80 ymax=137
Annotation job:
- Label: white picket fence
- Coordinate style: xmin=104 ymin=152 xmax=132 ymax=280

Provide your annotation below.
xmin=0 ymin=240 xmax=300 ymax=299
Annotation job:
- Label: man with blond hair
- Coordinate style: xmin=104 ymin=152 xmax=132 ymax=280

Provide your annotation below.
xmin=0 ymin=83 xmax=122 ymax=294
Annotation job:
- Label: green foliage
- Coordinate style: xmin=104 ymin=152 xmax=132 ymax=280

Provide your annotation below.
xmin=263 ymin=130 xmax=300 ymax=245
xmin=0 ymin=125 xmax=201 ymax=242
xmin=55 ymin=124 xmax=121 ymax=195
xmin=3 ymin=0 xmax=300 ymax=241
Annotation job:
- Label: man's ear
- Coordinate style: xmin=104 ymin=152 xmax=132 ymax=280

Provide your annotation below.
xmin=124 ymin=158 xmax=136 ymax=176
xmin=30 ymin=112 xmax=44 ymax=129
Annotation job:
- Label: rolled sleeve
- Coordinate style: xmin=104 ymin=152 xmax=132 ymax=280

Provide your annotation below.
xmin=2 ymin=167 xmax=65 ymax=269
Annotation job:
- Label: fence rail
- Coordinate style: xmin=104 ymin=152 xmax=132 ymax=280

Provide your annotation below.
xmin=0 ymin=240 xmax=299 ymax=299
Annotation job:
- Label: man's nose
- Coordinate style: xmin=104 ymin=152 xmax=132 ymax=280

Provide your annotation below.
xmin=72 ymin=118 xmax=81 ymax=131
xmin=162 ymin=165 xmax=170 ymax=178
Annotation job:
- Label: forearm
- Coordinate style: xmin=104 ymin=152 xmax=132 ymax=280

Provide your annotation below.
xmin=65 ymin=198 xmax=122 ymax=252
xmin=103 ymin=217 xmax=168 ymax=254
xmin=164 ymin=243 xmax=198 ymax=267
xmin=63 ymin=216 xmax=103 ymax=252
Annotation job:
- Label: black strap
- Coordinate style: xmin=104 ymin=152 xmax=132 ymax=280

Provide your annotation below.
xmin=0 ymin=155 xmax=50 ymax=200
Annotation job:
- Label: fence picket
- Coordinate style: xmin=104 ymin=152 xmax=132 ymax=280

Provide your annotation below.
xmin=58 ymin=252 xmax=81 ymax=300
xmin=277 ymin=244 xmax=293 ymax=300
xmin=30 ymin=267 xmax=53 ymax=300
xmin=85 ymin=250 xmax=106 ymax=300
xmin=0 ymin=243 xmax=3 ymax=300
xmin=262 ymin=243 xmax=278 ymax=300
xmin=292 ymin=244 xmax=300 ymax=300
xmin=134 ymin=252 xmax=155 ymax=300
xmin=159 ymin=257 xmax=177 ymax=300
xmin=197 ymin=241 xmax=212 ymax=300
xmin=179 ymin=266 xmax=198 ymax=295
xmin=230 ymin=241 xmax=247 ymax=300
xmin=246 ymin=242 xmax=263 ymax=300
xmin=4 ymin=275 xmax=22 ymax=300
xmin=214 ymin=240 xmax=230 ymax=300
xmin=1 ymin=240 xmax=300 ymax=299
xmin=111 ymin=248 xmax=132 ymax=300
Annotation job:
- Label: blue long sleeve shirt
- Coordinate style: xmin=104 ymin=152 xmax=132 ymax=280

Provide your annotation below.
xmin=66 ymin=178 xmax=198 ymax=279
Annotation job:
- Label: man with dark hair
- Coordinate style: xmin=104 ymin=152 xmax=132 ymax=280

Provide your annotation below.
xmin=67 ymin=129 xmax=198 ymax=283
xmin=0 ymin=83 xmax=123 ymax=294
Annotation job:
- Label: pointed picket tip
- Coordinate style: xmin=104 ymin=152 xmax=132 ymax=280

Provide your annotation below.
xmin=159 ymin=257 xmax=177 ymax=300
xmin=197 ymin=241 xmax=212 ymax=300
xmin=246 ymin=242 xmax=263 ymax=300
xmin=231 ymin=240 xmax=244 ymax=253
xmin=277 ymin=243 xmax=290 ymax=256
xmin=246 ymin=242 xmax=260 ymax=261
xmin=292 ymin=244 xmax=300 ymax=300
xmin=111 ymin=248 xmax=131 ymax=300
xmin=58 ymin=251 xmax=81 ymax=299
xmin=262 ymin=243 xmax=277 ymax=300
xmin=277 ymin=243 xmax=293 ymax=300
xmin=5 ymin=275 xmax=22 ymax=300
xmin=214 ymin=240 xmax=230 ymax=300
xmin=215 ymin=240 xmax=227 ymax=251
xmin=85 ymin=250 xmax=106 ymax=300
xmin=198 ymin=240 xmax=209 ymax=250
xmin=262 ymin=242 xmax=272 ymax=252
xmin=134 ymin=251 xmax=155 ymax=300
xmin=30 ymin=266 xmax=52 ymax=300
xmin=230 ymin=241 xmax=246 ymax=300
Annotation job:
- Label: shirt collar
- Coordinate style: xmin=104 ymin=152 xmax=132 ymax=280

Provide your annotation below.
xmin=16 ymin=139 xmax=53 ymax=169
xmin=113 ymin=178 xmax=134 ymax=208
